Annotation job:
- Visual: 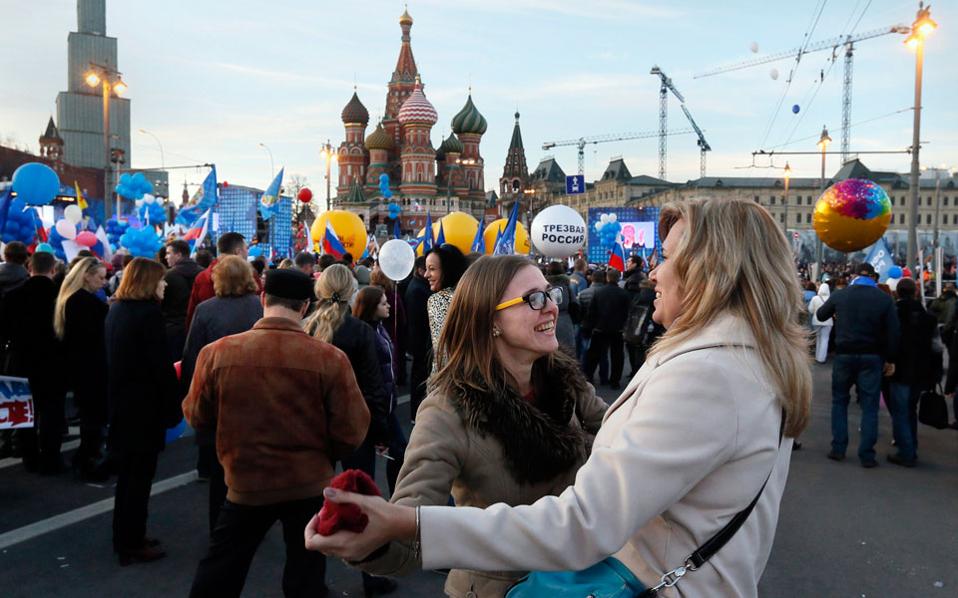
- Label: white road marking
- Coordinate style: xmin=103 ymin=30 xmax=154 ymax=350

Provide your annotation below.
xmin=0 ymin=471 xmax=197 ymax=550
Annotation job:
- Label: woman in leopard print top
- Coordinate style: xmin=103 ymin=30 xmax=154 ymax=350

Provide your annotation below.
xmin=425 ymin=244 xmax=469 ymax=366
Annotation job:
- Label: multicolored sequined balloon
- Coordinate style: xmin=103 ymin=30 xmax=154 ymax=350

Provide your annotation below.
xmin=813 ymin=179 xmax=892 ymax=252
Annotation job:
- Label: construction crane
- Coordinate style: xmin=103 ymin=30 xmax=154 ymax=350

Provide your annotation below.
xmin=694 ymin=24 xmax=910 ymax=161
xmin=650 ymin=65 xmax=711 ymax=179
xmin=541 ymin=129 xmax=693 ymax=176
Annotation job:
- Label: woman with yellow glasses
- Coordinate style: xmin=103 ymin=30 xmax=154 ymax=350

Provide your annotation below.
xmin=344 ymin=255 xmax=607 ymax=598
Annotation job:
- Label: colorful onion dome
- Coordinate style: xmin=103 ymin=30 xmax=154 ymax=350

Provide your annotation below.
xmin=451 ymin=94 xmax=487 ymax=135
xmin=365 ymin=123 xmax=393 ymax=150
xmin=341 ymin=91 xmax=369 ymax=125
xmin=439 ymin=132 xmax=464 ymax=155
xmin=397 ymin=78 xmax=437 ymax=126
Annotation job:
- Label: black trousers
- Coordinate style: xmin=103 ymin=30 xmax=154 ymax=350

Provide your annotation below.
xmin=409 ymin=349 xmax=431 ymax=423
xmin=19 ymin=379 xmax=65 ymax=470
xmin=72 ymin=387 xmax=106 ymax=471
xmin=197 ymin=443 xmax=229 ymax=533
xmin=112 ymin=449 xmax=159 ymax=552
xmin=585 ymin=331 xmax=625 ymax=386
xmin=189 ymin=496 xmax=327 ymax=598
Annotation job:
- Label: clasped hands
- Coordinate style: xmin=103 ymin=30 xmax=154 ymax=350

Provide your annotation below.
xmin=304 ymin=487 xmax=418 ymax=562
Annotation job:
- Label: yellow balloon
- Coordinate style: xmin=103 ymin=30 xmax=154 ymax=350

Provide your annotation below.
xmin=311 ymin=210 xmax=367 ymax=257
xmin=414 ymin=211 xmax=479 ymax=256
xmin=483 ymin=219 xmax=531 ymax=255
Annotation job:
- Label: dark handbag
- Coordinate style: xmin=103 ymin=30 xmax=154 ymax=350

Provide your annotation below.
xmin=623 ymin=305 xmax=650 ymax=346
xmin=918 ymin=386 xmax=949 ymax=429
xmin=506 ymin=411 xmax=786 ymax=598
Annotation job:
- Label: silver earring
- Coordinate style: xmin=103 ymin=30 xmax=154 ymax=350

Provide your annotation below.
xmin=492 ymin=328 xmax=502 ymax=337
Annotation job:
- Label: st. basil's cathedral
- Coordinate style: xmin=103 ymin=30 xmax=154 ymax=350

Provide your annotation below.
xmin=331 ymin=8 xmax=491 ymax=233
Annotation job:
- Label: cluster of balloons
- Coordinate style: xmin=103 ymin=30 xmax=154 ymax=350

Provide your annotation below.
xmin=136 ymin=194 xmax=166 ymax=224
xmin=1 ymin=198 xmax=42 ymax=245
xmin=119 ymin=225 xmax=163 ymax=258
xmin=12 ymin=162 xmax=60 ymax=206
xmin=378 ymin=174 xmax=393 ymax=199
xmin=116 ymin=172 xmax=155 ymax=200
xmin=387 ymin=202 xmax=401 ymax=220
xmin=594 ymin=212 xmax=622 ymax=245
xmin=105 ymin=217 xmax=129 ymax=249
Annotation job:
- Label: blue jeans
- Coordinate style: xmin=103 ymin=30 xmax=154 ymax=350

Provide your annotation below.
xmin=831 ymin=353 xmax=883 ymax=463
xmin=887 ymin=383 xmax=918 ymax=461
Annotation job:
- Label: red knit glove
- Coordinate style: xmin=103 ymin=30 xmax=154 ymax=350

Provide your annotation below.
xmin=316 ymin=469 xmax=382 ymax=536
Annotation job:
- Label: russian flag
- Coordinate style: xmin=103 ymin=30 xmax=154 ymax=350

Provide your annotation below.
xmin=184 ymin=208 xmax=212 ymax=256
xmin=608 ymin=238 xmax=626 ymax=272
xmin=322 ymin=220 xmax=347 ymax=259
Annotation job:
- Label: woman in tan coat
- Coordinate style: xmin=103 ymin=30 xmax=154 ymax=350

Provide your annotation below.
xmin=351 ymin=255 xmax=608 ymax=597
xmin=309 ymin=197 xmax=813 ymax=598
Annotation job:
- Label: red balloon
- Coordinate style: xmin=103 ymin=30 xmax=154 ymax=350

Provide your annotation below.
xmin=297 ymin=187 xmax=313 ymax=203
xmin=222 ymin=181 xmax=230 ymax=188
xmin=75 ymin=231 xmax=97 ymax=247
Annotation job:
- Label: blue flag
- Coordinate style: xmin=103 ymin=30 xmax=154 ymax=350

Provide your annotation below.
xmin=422 ymin=212 xmax=434 ymax=254
xmin=470 ymin=221 xmax=485 ymax=253
xmin=494 ymin=200 xmax=520 ymax=255
xmin=0 ymin=189 xmax=12 ymax=236
xmin=176 ymin=166 xmax=218 ymax=226
xmin=259 ymin=167 xmax=285 ymax=221
xmin=864 ymin=238 xmax=893 ymax=281
xmin=436 ymin=220 xmax=446 ymax=246
xmin=393 ymin=218 xmax=401 ymax=240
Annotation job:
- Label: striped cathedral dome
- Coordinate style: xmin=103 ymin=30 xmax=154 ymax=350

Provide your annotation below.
xmin=341 ymin=91 xmax=369 ymax=125
xmin=451 ymin=94 xmax=487 ymax=135
xmin=397 ymin=78 xmax=438 ymax=126
xmin=439 ymin=132 xmax=464 ymax=155
xmin=365 ymin=123 xmax=394 ymax=150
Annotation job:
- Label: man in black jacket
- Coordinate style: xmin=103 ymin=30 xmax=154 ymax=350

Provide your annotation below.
xmin=887 ymin=278 xmax=937 ymax=466
xmin=1 ymin=251 xmax=66 ymax=473
xmin=816 ymin=263 xmax=900 ymax=468
xmin=404 ymin=256 xmax=432 ymax=422
xmin=162 ymin=240 xmax=204 ymax=361
xmin=583 ymin=268 xmax=631 ymax=389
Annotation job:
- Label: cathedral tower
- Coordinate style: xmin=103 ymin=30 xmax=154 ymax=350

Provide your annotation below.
xmin=337 ymin=90 xmax=369 ymax=196
xmin=397 ymin=77 xmax=438 ymax=197
xmin=451 ymin=93 xmax=487 ymax=207
xmin=499 ymin=111 xmax=529 ymax=203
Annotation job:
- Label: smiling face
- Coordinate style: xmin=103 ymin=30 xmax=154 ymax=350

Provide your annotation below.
xmin=649 ymin=218 xmax=685 ymax=328
xmin=493 ymin=265 xmax=559 ymax=360
xmin=425 ymin=252 xmax=443 ymax=292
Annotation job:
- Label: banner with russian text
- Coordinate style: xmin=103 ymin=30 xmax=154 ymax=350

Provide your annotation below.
xmin=0 ymin=376 xmax=33 ymax=430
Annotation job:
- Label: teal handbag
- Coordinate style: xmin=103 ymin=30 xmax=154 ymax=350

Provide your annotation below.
xmin=505 ymin=556 xmax=646 ymax=598
xmin=506 ymin=410 xmax=786 ymax=598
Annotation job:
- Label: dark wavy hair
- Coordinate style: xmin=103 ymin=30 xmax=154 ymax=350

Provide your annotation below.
xmin=427 ymin=243 xmax=468 ymax=290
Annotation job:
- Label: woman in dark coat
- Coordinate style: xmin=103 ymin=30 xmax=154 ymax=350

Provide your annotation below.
xmin=55 ymin=257 xmax=109 ymax=480
xmin=105 ymin=258 xmax=180 ymax=565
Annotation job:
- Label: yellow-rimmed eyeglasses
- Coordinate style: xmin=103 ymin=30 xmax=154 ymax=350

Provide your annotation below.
xmin=495 ymin=286 xmax=563 ymax=311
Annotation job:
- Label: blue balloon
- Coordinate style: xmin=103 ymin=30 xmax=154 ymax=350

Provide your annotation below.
xmin=119 ymin=173 xmax=133 ymax=186
xmin=887 ymin=265 xmax=903 ymax=279
xmin=165 ymin=418 xmax=186 ymax=444
xmin=792 ymin=104 xmax=800 ymax=114
xmin=12 ymin=162 xmax=60 ymax=206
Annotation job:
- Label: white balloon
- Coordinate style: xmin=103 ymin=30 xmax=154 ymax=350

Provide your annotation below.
xmin=595 ymin=222 xmax=603 ymax=232
xmin=531 ymin=205 xmax=587 ymax=258
xmin=750 ymin=41 xmax=759 ymax=53
xmin=607 ymin=213 xmax=617 ymax=223
xmin=769 ymin=68 xmax=779 ymax=81
xmin=378 ymin=239 xmax=416 ymax=281
xmin=143 ymin=194 xmax=156 ymax=204
xmin=599 ymin=214 xmax=609 ymax=224
xmin=63 ymin=204 xmax=83 ymax=224
xmin=55 ymin=219 xmax=77 ymax=240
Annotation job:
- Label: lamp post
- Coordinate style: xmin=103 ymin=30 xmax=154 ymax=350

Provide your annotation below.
xmin=905 ymin=1 xmax=937 ymax=278
xmin=84 ymin=63 xmax=127 ymax=219
xmin=816 ymin=127 xmax=832 ymax=275
xmin=783 ymin=161 xmax=791 ymax=236
xmin=320 ymin=140 xmax=336 ymax=212
xmin=138 ymin=128 xmax=164 ymax=169
xmin=257 ymin=142 xmax=274 ymax=178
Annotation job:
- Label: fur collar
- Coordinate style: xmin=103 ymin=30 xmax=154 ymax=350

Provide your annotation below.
xmin=451 ymin=353 xmax=590 ymax=485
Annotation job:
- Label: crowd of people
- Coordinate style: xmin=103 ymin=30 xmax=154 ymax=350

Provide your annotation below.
xmin=1 ymin=195 xmax=956 ymax=597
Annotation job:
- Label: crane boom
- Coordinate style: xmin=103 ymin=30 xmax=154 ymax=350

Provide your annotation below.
xmin=542 ymin=129 xmax=693 ymax=176
xmin=693 ymin=24 xmax=909 ymax=79
xmin=679 ymin=105 xmax=711 ymax=177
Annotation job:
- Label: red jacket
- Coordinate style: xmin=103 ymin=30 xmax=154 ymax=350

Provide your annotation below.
xmin=182 ymin=317 xmax=370 ymax=505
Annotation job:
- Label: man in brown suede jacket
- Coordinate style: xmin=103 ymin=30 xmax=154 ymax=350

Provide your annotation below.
xmin=183 ymin=268 xmax=369 ymax=598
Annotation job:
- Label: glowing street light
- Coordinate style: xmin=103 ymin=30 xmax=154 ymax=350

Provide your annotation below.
xmin=84 ymin=63 xmax=128 ymax=218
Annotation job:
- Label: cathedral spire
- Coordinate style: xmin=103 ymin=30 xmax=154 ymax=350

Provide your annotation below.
xmin=392 ymin=7 xmax=418 ymax=84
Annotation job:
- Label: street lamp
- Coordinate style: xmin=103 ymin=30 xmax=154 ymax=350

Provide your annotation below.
xmin=783 ymin=161 xmax=792 ymax=236
xmin=257 ymin=142 xmax=274 ymax=178
xmin=84 ymin=62 xmax=127 ymax=218
xmin=815 ymin=127 xmax=831 ymax=276
xmin=905 ymin=1 xmax=937 ymax=278
xmin=138 ymin=128 xmax=165 ymax=169
xmin=320 ymin=140 xmax=336 ymax=212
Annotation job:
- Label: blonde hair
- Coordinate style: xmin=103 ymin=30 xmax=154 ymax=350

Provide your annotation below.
xmin=212 ymin=255 xmax=258 ymax=297
xmin=54 ymin=257 xmax=106 ymax=339
xmin=303 ymin=264 xmax=356 ymax=343
xmin=650 ymin=197 xmax=811 ymax=437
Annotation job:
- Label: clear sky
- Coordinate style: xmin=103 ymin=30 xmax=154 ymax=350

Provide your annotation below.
xmin=2 ymin=0 xmax=955 ymax=201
